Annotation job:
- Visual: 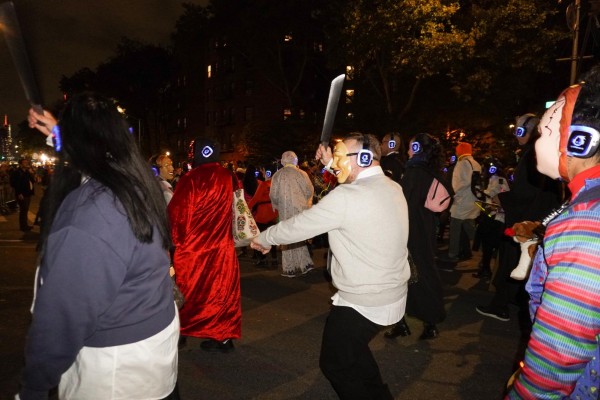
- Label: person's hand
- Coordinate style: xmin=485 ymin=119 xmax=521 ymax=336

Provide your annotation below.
xmin=27 ymin=108 xmax=57 ymax=137
xmin=250 ymin=238 xmax=271 ymax=255
xmin=315 ymin=144 xmax=332 ymax=166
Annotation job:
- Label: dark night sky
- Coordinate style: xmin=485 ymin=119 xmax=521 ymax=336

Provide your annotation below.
xmin=1 ymin=0 xmax=208 ymax=126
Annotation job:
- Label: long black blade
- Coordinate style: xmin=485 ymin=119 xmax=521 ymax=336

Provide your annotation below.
xmin=0 ymin=1 xmax=43 ymax=112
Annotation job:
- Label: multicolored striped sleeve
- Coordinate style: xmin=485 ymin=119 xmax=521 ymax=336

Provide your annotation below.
xmin=507 ymin=203 xmax=600 ymax=399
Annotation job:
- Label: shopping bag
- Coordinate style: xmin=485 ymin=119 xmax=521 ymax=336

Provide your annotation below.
xmin=232 ymin=188 xmax=260 ymax=247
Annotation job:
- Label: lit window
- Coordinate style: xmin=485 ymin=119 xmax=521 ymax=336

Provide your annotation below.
xmin=314 ymin=42 xmax=323 ymax=52
xmin=346 ymin=113 xmax=354 ymax=119
xmin=284 ymin=34 xmax=293 ymax=42
xmin=345 ymin=89 xmax=354 ymax=104
xmin=299 ymin=109 xmax=305 ymax=119
xmin=346 ymin=66 xmax=354 ymax=80
xmin=183 ymin=117 xmax=187 ymax=129
xmin=283 ymin=108 xmax=292 ymax=120
xmin=207 ymin=65 xmax=212 ymax=78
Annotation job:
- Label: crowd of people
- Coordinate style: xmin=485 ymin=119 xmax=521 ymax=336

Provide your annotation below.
xmin=12 ymin=63 xmax=600 ymax=399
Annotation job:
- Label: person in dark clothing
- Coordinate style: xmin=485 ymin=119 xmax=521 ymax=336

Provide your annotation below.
xmin=10 ymin=158 xmax=36 ymax=231
xmin=380 ymin=132 xmax=406 ymax=183
xmin=21 ymin=93 xmax=179 ymax=400
xmin=385 ymin=133 xmax=452 ymax=340
xmin=476 ymin=114 xmax=564 ymax=323
xmin=472 ymin=158 xmax=510 ymax=280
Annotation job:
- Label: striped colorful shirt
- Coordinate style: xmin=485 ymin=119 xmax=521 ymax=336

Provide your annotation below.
xmin=507 ymin=176 xmax=600 ymax=399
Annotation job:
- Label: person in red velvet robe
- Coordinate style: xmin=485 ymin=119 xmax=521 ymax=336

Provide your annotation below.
xmin=168 ymin=137 xmax=241 ymax=353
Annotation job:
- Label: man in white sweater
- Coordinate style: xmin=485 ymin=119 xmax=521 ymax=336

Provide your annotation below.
xmin=252 ymin=132 xmax=410 ymax=400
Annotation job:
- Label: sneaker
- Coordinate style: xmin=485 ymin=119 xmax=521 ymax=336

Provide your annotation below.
xmin=200 ymin=338 xmax=235 ymax=353
xmin=475 ymin=305 xmax=509 ymax=322
xmin=281 ymin=271 xmax=298 ymax=278
xmin=438 ymin=264 xmax=455 ymax=272
xmin=301 ymin=265 xmax=315 ymax=275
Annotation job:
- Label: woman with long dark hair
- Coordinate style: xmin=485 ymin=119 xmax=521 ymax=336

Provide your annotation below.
xmin=19 ymin=92 xmax=179 ymax=399
xmin=385 ymin=133 xmax=451 ymax=340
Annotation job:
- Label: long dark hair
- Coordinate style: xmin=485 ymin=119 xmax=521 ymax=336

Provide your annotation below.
xmin=409 ymin=132 xmax=445 ymax=171
xmin=40 ymin=92 xmax=171 ymax=250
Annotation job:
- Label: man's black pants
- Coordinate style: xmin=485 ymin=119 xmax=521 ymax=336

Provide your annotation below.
xmin=17 ymin=195 xmax=31 ymax=230
xmin=319 ymin=305 xmax=393 ymax=400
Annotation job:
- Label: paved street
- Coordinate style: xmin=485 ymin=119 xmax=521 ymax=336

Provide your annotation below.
xmin=0 ymin=188 xmax=526 ymax=400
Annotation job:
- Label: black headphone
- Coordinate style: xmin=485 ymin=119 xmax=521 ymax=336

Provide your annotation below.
xmin=515 ymin=115 xmax=536 ymax=137
xmin=567 ymin=125 xmax=600 ymax=158
xmin=356 ymin=134 xmax=374 ymax=167
xmin=388 ymin=132 xmax=397 ymax=150
xmin=411 ymin=141 xmax=422 ymax=154
xmin=149 ymin=155 xmax=160 ymax=177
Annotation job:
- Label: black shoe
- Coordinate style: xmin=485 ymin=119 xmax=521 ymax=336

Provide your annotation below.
xmin=419 ymin=323 xmax=439 ymax=340
xmin=255 ymin=259 xmax=267 ymax=267
xmin=436 ymin=253 xmax=458 ymax=264
xmin=472 ymin=271 xmax=492 ymax=280
xmin=475 ymin=305 xmax=509 ymax=322
xmin=384 ymin=318 xmax=411 ymax=339
xmin=200 ymin=339 xmax=235 ymax=353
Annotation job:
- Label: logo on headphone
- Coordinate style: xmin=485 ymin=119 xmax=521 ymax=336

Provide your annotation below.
xmin=411 ymin=141 xmax=421 ymax=154
xmin=515 ymin=115 xmax=535 ymax=138
xmin=201 ymin=145 xmax=214 ymax=158
xmin=388 ymin=139 xmax=396 ymax=149
xmin=488 ymin=165 xmax=497 ymax=175
xmin=567 ymin=125 xmax=600 ymax=158
xmin=515 ymin=126 xmax=527 ymax=137
xmin=265 ymin=170 xmax=272 ymax=178
xmin=361 ymin=153 xmax=370 ymax=164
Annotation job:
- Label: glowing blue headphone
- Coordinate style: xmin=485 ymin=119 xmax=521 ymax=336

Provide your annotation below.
xmin=52 ymin=125 xmax=62 ymax=152
xmin=515 ymin=115 xmax=535 ymax=138
xmin=388 ymin=132 xmax=398 ymax=149
xmin=411 ymin=141 xmax=421 ymax=154
xmin=567 ymin=125 xmax=600 ymax=158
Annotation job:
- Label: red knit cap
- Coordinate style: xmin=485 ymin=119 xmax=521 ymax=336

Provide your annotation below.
xmin=456 ymin=142 xmax=472 ymax=157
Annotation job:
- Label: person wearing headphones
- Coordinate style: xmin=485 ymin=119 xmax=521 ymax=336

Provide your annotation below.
xmin=437 ymin=141 xmax=482 ymax=266
xmin=385 ymin=133 xmax=451 ymax=341
xmin=168 ymin=137 xmax=241 ymax=354
xmin=506 ymin=65 xmax=600 ymax=399
xmin=150 ymin=154 xmax=175 ymax=204
xmin=380 ymin=131 xmax=406 ymax=183
xmin=476 ymin=113 xmax=563 ymax=323
xmin=252 ymin=132 xmax=410 ymax=400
